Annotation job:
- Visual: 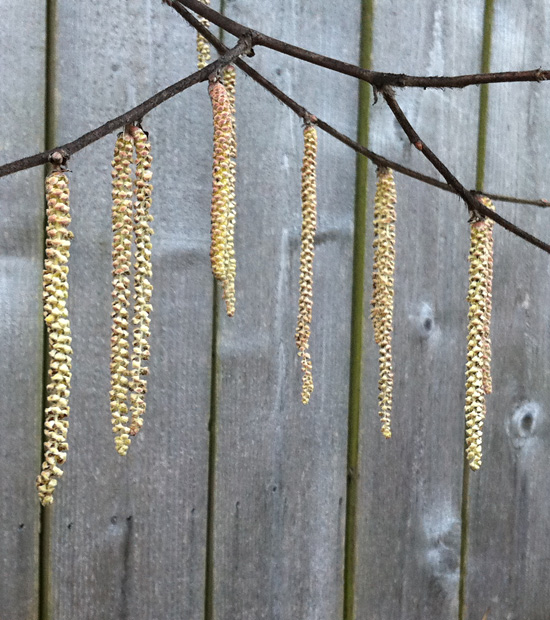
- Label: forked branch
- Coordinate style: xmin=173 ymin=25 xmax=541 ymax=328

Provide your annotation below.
xmin=380 ymin=86 xmax=550 ymax=254
xmin=167 ymin=1 xmax=550 ymax=255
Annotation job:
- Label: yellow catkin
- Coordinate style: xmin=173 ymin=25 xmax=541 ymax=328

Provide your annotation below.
xmin=479 ymin=196 xmax=495 ymax=396
xmin=37 ymin=169 xmax=74 ymax=505
xmin=129 ymin=127 xmax=154 ymax=437
xmin=222 ymin=65 xmax=237 ymax=317
xmin=295 ymin=124 xmax=318 ymax=404
xmin=371 ymin=167 xmax=396 ymax=439
xmin=465 ymin=197 xmax=495 ymax=470
xmin=208 ymin=79 xmax=233 ymax=284
xmin=110 ymin=133 xmax=134 ymax=456
xmin=196 ymin=0 xmax=211 ymax=70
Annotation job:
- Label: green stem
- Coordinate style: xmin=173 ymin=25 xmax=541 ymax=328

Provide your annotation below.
xmin=343 ymin=2 xmax=374 ymax=620
xmin=39 ymin=2 xmax=58 ymax=620
xmin=204 ymin=8 xmax=224 ymax=620
xmin=459 ymin=2 xmax=494 ymax=619
xmin=475 ymin=0 xmax=495 ymax=191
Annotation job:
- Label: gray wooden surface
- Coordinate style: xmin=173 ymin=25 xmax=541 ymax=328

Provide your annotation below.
xmin=211 ymin=3 xmax=359 ymax=619
xmin=45 ymin=2 xmax=220 ymax=618
xmin=357 ymin=2 xmax=485 ymax=618
xmin=464 ymin=2 xmax=550 ymax=619
xmin=0 ymin=2 xmax=46 ymax=618
xmin=1 ymin=1 xmax=550 ymax=619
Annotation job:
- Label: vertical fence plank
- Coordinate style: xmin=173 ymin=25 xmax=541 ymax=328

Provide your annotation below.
xmin=0 ymin=2 xmax=46 ymax=618
xmin=464 ymin=2 xmax=550 ymax=618
xmin=211 ymin=3 xmax=360 ymax=619
xmin=356 ymin=2 xmax=485 ymax=618
xmin=45 ymin=3 xmax=219 ymax=618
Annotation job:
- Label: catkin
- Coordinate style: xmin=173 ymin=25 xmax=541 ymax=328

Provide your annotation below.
xmin=110 ymin=133 xmax=134 ymax=456
xmin=129 ymin=127 xmax=154 ymax=437
xmin=196 ymin=0 xmax=211 ymax=70
xmin=295 ymin=124 xmax=318 ymax=404
xmin=465 ymin=197 xmax=495 ymax=470
xmin=37 ymin=169 xmax=73 ymax=505
xmin=209 ymin=79 xmax=233 ymax=284
xmin=222 ymin=65 xmax=237 ymax=317
xmin=371 ymin=167 xmax=396 ymax=439
xmin=479 ymin=196 xmax=494 ymax=396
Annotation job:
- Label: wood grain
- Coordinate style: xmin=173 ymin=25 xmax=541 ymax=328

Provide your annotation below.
xmin=44 ymin=2 xmax=220 ymax=618
xmin=464 ymin=1 xmax=550 ymax=618
xmin=210 ymin=2 xmax=360 ymax=619
xmin=3 ymin=2 xmax=550 ymax=618
xmin=0 ymin=2 xmax=46 ymax=618
xmin=356 ymin=1 xmax=486 ymax=618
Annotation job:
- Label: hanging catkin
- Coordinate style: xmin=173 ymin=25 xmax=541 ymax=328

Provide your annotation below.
xmin=129 ymin=127 xmax=154 ymax=437
xmin=110 ymin=127 xmax=155 ymax=452
xmin=222 ymin=65 xmax=237 ymax=317
xmin=295 ymin=123 xmax=318 ymax=404
xmin=465 ymin=197 xmax=495 ymax=470
xmin=196 ymin=0 xmax=211 ymax=70
xmin=371 ymin=167 xmax=396 ymax=439
xmin=479 ymin=196 xmax=494 ymax=396
xmin=37 ymin=165 xmax=74 ymax=505
xmin=208 ymin=78 xmax=232 ymax=284
xmin=110 ymin=133 xmax=134 ymax=456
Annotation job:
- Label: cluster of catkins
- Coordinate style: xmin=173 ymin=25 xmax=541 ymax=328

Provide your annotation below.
xmin=201 ymin=26 xmax=322 ymax=405
xmin=110 ymin=126 xmax=154 ymax=456
xmin=296 ymin=124 xmax=318 ymax=404
xmin=465 ymin=196 xmax=494 ymax=470
xmin=37 ymin=164 xmax=74 ymax=506
xmin=371 ymin=167 xmax=397 ymax=438
xmin=33 ymin=20 xmax=501 ymax=507
xmin=369 ymin=168 xmax=497 ymax=467
xmin=200 ymin=23 xmax=321 ymax=405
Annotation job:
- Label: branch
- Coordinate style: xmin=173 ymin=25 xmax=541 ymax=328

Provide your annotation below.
xmin=380 ymin=86 xmax=550 ymax=254
xmin=172 ymin=0 xmax=550 ymax=89
xmin=0 ymin=37 xmax=251 ymax=179
xmin=1 ymin=6 xmax=547 ymax=220
xmin=167 ymin=2 xmax=550 ymax=214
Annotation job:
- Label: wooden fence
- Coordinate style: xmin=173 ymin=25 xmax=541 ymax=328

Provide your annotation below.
xmin=1 ymin=1 xmax=550 ymax=618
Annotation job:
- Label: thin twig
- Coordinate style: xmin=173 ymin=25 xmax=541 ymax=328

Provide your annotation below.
xmin=380 ymin=86 xmax=550 ymax=254
xmin=0 ymin=37 xmax=251 ymax=179
xmin=481 ymin=193 xmax=550 ymax=208
xmin=172 ymin=0 xmax=550 ymax=89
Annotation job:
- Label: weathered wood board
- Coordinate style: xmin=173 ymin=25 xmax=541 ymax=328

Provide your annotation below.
xmin=356 ymin=1 xmax=485 ymax=618
xmin=3 ymin=1 xmax=550 ymax=618
xmin=210 ymin=2 xmax=360 ymax=619
xmin=0 ymin=2 xmax=46 ymax=619
xmin=44 ymin=2 xmax=220 ymax=618
xmin=464 ymin=2 xmax=550 ymax=618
